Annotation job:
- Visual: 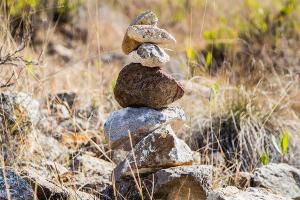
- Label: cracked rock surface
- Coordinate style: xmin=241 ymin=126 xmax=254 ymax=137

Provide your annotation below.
xmin=104 ymin=106 xmax=185 ymax=149
xmin=113 ymin=125 xmax=193 ymax=181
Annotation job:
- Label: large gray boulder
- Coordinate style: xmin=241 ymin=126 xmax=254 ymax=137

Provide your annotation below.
xmin=208 ymin=186 xmax=288 ymax=200
xmin=251 ymin=163 xmax=300 ymax=199
xmin=0 ymin=168 xmax=34 ymax=200
xmin=113 ymin=125 xmax=193 ymax=181
xmin=104 ymin=106 xmax=185 ymax=149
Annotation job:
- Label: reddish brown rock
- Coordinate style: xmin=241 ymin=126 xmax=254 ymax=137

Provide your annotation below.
xmin=114 ymin=63 xmax=184 ymax=109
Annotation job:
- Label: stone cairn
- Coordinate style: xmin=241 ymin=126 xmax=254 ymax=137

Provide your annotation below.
xmin=104 ymin=11 xmax=212 ymax=200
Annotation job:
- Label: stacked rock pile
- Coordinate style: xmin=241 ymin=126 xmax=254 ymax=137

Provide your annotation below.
xmin=104 ymin=11 xmax=212 ymax=200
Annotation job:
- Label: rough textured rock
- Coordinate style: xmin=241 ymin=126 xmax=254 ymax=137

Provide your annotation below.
xmin=113 ymin=126 xmax=193 ymax=181
xmin=22 ymin=165 xmax=70 ymax=199
xmin=113 ymin=165 xmax=212 ymax=200
xmin=251 ymin=163 xmax=300 ymax=199
xmin=70 ymin=153 xmax=114 ymax=193
xmin=19 ymin=160 xmax=100 ymax=200
xmin=129 ymin=10 xmax=158 ymax=26
xmin=127 ymin=25 xmax=176 ymax=44
xmin=0 ymin=168 xmax=34 ymax=200
xmin=128 ymin=43 xmax=169 ymax=67
xmin=0 ymin=92 xmax=40 ymax=134
xmin=121 ymin=34 xmax=142 ymax=55
xmin=208 ymin=186 xmax=288 ymax=200
xmin=114 ymin=63 xmax=184 ymax=109
xmin=152 ymin=165 xmax=212 ymax=200
xmin=0 ymin=92 xmax=40 ymax=162
xmin=111 ymin=149 xmax=128 ymax=164
xmin=104 ymin=106 xmax=185 ymax=149
xmin=29 ymin=133 xmax=70 ymax=162
xmin=122 ymin=11 xmax=158 ymax=54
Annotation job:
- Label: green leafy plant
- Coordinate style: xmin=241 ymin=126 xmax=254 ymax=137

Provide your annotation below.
xmin=272 ymin=130 xmax=289 ymax=157
xmin=205 ymin=51 xmax=212 ymax=70
xmin=259 ymin=152 xmax=270 ymax=165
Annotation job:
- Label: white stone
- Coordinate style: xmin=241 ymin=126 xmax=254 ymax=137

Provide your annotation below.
xmin=128 ymin=43 xmax=170 ymax=67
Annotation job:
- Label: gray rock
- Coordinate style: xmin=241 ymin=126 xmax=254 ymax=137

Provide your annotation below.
xmin=0 ymin=168 xmax=34 ymax=200
xmin=114 ymin=165 xmax=212 ymax=200
xmin=21 ymin=165 xmax=70 ymax=200
xmin=0 ymin=92 xmax=40 ymax=132
xmin=152 ymin=165 xmax=212 ymax=200
xmin=208 ymin=186 xmax=288 ymax=200
xmin=104 ymin=106 xmax=185 ymax=149
xmin=251 ymin=163 xmax=300 ymax=199
xmin=113 ymin=126 xmax=193 ymax=181
xmin=0 ymin=92 xmax=40 ymax=162
xmin=111 ymin=149 xmax=128 ymax=164
xmin=29 ymin=133 xmax=70 ymax=162
xmin=73 ymin=153 xmax=114 ymax=180
xmin=129 ymin=10 xmax=158 ymax=26
xmin=69 ymin=154 xmax=115 ymax=195
xmin=70 ymin=191 xmax=99 ymax=200
xmin=127 ymin=25 xmax=176 ymax=44
xmin=128 ymin=43 xmax=170 ymax=67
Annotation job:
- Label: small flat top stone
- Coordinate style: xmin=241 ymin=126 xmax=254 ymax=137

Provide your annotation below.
xmin=114 ymin=63 xmax=184 ymax=109
xmin=128 ymin=43 xmax=170 ymax=67
xmin=130 ymin=10 xmax=158 ymax=26
xmin=122 ymin=11 xmax=174 ymax=55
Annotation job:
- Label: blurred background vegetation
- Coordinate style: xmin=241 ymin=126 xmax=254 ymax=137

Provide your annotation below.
xmin=0 ymin=0 xmax=300 ymax=186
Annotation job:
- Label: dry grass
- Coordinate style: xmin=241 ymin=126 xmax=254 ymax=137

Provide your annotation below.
xmin=0 ymin=0 xmax=300 ymax=199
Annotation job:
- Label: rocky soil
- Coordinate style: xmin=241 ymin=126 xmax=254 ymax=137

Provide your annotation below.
xmin=1 ymin=10 xmax=300 ymax=200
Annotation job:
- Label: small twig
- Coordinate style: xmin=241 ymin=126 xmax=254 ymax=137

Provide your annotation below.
xmin=0 ymin=72 xmax=15 ymax=88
